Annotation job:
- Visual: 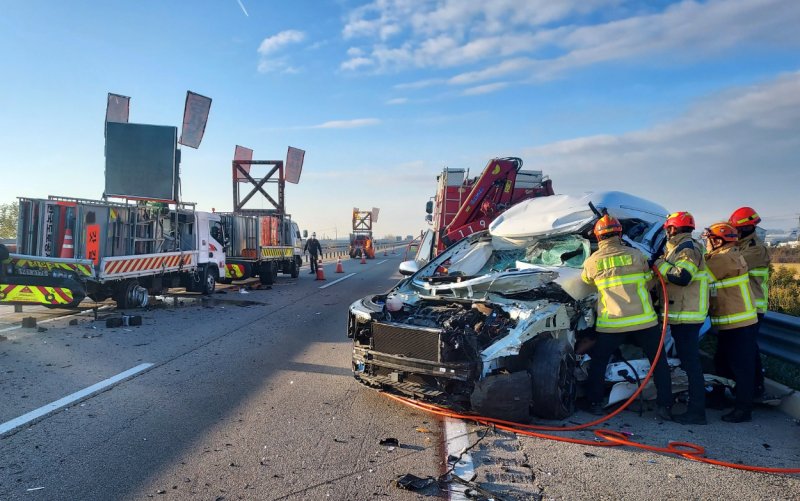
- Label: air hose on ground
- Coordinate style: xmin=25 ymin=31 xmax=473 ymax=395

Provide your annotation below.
xmin=384 ymin=269 xmax=800 ymax=475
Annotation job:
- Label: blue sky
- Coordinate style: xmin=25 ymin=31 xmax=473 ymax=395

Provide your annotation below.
xmin=1 ymin=0 xmax=799 ymax=238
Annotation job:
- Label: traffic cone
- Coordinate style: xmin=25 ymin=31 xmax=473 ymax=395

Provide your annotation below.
xmin=335 ymin=257 xmax=344 ymax=273
xmin=60 ymin=229 xmax=74 ymax=258
xmin=360 ymin=252 xmax=367 ymax=265
xmin=316 ymin=264 xmax=326 ymax=280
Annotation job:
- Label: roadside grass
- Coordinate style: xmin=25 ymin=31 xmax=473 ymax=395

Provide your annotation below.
xmin=774 ymin=263 xmax=800 ymax=279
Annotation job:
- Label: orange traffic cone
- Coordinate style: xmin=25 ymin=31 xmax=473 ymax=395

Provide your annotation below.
xmin=60 ymin=228 xmax=74 ymax=258
xmin=316 ymin=264 xmax=326 ymax=280
xmin=360 ymin=252 xmax=367 ymax=265
xmin=335 ymin=257 xmax=344 ymax=273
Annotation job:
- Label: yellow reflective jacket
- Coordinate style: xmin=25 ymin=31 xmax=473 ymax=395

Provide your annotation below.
xmin=706 ymin=243 xmax=758 ymax=330
xmin=653 ymin=233 xmax=709 ymax=325
xmin=581 ymin=236 xmax=658 ymax=334
xmin=737 ymin=232 xmax=770 ymax=314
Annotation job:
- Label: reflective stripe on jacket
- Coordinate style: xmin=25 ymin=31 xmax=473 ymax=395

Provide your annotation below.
xmin=654 ymin=233 xmax=709 ymax=324
xmin=581 ymin=236 xmax=658 ymax=333
xmin=737 ymin=232 xmax=770 ymax=313
xmin=706 ymin=243 xmax=758 ymax=330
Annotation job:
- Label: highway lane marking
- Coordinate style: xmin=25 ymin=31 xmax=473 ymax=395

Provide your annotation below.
xmin=376 ymin=259 xmax=388 ymax=265
xmin=444 ymin=417 xmax=475 ymax=501
xmin=318 ymin=273 xmax=357 ymax=289
xmin=0 ymin=362 xmax=154 ymax=437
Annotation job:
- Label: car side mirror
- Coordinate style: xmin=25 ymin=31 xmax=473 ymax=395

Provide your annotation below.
xmin=398 ymin=260 xmax=419 ymax=276
xmin=425 ymin=200 xmax=433 ymax=214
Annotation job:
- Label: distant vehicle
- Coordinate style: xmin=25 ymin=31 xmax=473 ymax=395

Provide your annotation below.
xmin=349 ymin=208 xmax=376 ymax=259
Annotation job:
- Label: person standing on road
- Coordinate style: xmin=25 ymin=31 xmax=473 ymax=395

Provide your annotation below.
xmin=581 ymin=215 xmax=673 ymax=420
xmin=653 ymin=212 xmax=709 ymax=425
xmin=728 ymin=207 xmax=770 ymax=399
xmin=304 ymin=232 xmax=322 ymax=275
xmin=703 ymin=222 xmax=759 ymax=423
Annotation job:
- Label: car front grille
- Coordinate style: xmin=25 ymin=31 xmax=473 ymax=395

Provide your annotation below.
xmin=371 ymin=322 xmax=441 ymax=362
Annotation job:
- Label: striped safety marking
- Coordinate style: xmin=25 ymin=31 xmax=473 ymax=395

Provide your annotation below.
xmin=103 ymin=254 xmax=193 ymax=276
xmin=10 ymin=258 xmax=93 ymax=277
xmin=260 ymin=247 xmax=293 ymax=258
xmin=0 ymin=284 xmax=74 ymax=305
xmin=225 ymin=263 xmax=245 ymax=278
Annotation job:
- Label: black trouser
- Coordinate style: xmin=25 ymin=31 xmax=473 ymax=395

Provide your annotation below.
xmin=754 ymin=313 xmax=765 ymax=396
xmin=587 ymin=325 xmax=673 ymax=408
xmin=309 ymin=254 xmax=319 ymax=273
xmin=714 ymin=324 xmax=757 ymax=412
xmin=670 ymin=323 xmax=706 ymax=415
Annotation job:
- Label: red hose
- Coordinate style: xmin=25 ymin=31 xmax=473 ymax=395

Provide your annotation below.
xmin=383 ymin=269 xmax=800 ymax=474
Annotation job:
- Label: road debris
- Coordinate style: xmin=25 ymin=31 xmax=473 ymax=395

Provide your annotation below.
xmin=379 ymin=437 xmax=399 ymax=447
xmin=392 ymin=473 xmax=435 ymax=491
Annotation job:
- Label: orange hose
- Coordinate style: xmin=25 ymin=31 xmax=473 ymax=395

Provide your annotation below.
xmin=382 ymin=269 xmax=800 ymax=474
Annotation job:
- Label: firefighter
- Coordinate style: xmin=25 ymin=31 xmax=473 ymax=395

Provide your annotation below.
xmin=304 ymin=232 xmax=322 ymax=274
xmin=652 ymin=212 xmax=708 ymax=425
xmin=728 ymin=207 xmax=770 ymax=399
xmin=703 ymin=222 xmax=759 ymax=423
xmin=581 ymin=215 xmax=673 ymax=419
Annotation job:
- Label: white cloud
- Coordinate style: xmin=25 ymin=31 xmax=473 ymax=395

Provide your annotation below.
xmin=258 ymin=30 xmax=305 ymax=55
xmin=339 ymin=0 xmax=800 ymax=89
xmin=461 ymin=82 xmax=508 ymax=96
xmin=311 ymin=118 xmax=381 ymax=129
xmin=522 ymin=72 xmax=800 ymax=228
xmin=257 ymin=30 xmax=306 ymax=73
xmin=386 ymin=97 xmax=408 ymax=105
xmin=340 ymin=57 xmax=373 ymax=71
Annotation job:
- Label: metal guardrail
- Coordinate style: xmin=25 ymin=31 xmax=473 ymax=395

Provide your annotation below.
xmin=761 ymin=311 xmax=800 ymax=365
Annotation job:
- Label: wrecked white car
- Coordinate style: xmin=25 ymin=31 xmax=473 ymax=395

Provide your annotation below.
xmin=348 ymin=192 xmax=672 ymax=422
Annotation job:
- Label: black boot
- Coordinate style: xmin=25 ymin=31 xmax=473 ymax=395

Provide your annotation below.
xmin=721 ymin=408 xmax=752 ymax=423
xmin=655 ymin=405 xmax=672 ymax=422
xmin=673 ymin=411 xmax=707 ymax=425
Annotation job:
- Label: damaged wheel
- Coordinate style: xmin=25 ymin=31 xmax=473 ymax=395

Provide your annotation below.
xmin=528 ymin=337 xmax=576 ymax=420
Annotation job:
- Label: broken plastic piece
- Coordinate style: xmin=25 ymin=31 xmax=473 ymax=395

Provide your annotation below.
xmin=379 ymin=438 xmax=399 ymax=447
xmin=392 ymin=473 xmax=435 ymax=491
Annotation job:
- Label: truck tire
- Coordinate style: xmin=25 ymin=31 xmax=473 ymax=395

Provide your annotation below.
xmin=259 ymin=261 xmax=275 ymax=285
xmin=528 ymin=337 xmax=576 ymax=420
xmin=290 ymin=258 xmax=300 ymax=278
xmin=202 ymin=267 xmax=217 ymax=295
xmin=114 ymin=279 xmax=149 ymax=309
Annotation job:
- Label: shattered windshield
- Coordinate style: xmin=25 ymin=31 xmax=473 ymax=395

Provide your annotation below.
xmin=481 ymin=235 xmax=590 ymax=274
xmin=408 ymin=234 xmax=590 ymax=297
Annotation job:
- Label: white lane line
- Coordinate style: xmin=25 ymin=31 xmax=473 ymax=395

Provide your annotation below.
xmin=318 ymin=272 xmax=357 ymax=289
xmin=0 ymin=305 xmax=114 ymax=333
xmin=0 ymin=362 xmax=154 ymax=436
xmin=376 ymin=259 xmax=388 ymax=265
xmin=444 ymin=417 xmax=476 ymax=501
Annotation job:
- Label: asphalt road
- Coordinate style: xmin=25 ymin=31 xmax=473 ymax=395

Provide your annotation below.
xmin=1 ymin=254 xmax=799 ymax=500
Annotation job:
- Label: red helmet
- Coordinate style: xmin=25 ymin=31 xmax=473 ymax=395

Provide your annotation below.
xmin=728 ymin=207 xmax=761 ymax=228
xmin=703 ymin=222 xmax=739 ymax=243
xmin=664 ymin=211 xmax=695 ymax=230
xmin=593 ymin=215 xmax=622 ymax=240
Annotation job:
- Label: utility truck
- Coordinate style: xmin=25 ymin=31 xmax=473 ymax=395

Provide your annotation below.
xmin=401 ymin=157 xmax=554 ymax=275
xmin=218 ymin=212 xmax=303 ymax=285
xmin=349 ymin=208 xmax=376 ymax=259
xmin=224 ymin=154 xmax=306 ymax=284
xmin=0 ymin=196 xmax=225 ymax=309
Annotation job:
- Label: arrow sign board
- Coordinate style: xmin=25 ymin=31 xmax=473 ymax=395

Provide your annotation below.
xmin=179 ymin=91 xmax=211 ymax=149
xmin=285 ymin=146 xmax=305 ymax=184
